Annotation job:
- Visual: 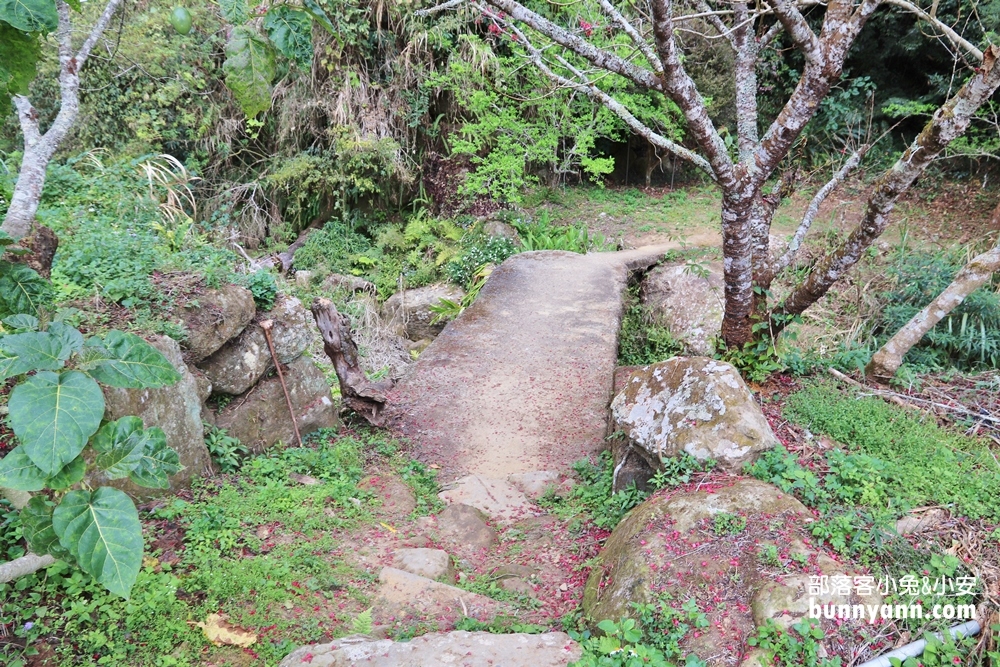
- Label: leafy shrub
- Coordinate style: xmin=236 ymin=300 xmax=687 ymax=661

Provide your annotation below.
xmin=512 ymin=212 xmax=607 ymax=253
xmin=446 ymin=233 xmax=519 ymax=287
xmin=872 ymin=249 xmax=1000 ymax=371
xmin=240 ymin=269 xmax=278 ymax=310
xmin=0 ymin=312 xmax=182 ymax=598
xmin=570 ymin=598 xmax=709 ymax=667
xmin=204 ymin=424 xmax=250 ymax=473
xmin=38 ymin=156 xmax=238 ymax=310
xmin=748 ymin=620 xmax=842 ymax=667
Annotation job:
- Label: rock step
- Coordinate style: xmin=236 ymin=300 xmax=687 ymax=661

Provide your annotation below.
xmin=279 ymin=630 xmax=582 ymax=666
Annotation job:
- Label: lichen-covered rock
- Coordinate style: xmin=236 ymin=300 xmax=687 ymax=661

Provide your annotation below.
xmin=382 ymin=283 xmax=466 ymax=341
xmin=175 ymin=284 xmax=256 ymax=362
xmin=197 ymin=295 xmax=313 ymax=394
xmin=611 ymin=357 xmax=778 ymax=475
xmin=212 ymin=356 xmax=336 ymax=452
xmin=582 ymin=479 xmax=879 ymax=665
xmin=640 ymin=262 xmax=724 ymax=355
xmin=99 ymin=335 xmax=212 ymax=494
xmin=278 ymin=631 xmax=581 ymax=667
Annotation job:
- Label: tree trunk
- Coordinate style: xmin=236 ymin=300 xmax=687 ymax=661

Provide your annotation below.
xmin=866 ymin=238 xmax=1000 ymax=381
xmin=1 ymin=0 xmax=126 ymax=240
xmin=720 ymin=193 xmax=757 ymax=347
xmin=2 ymin=141 xmax=53 ymax=240
xmin=311 ymin=298 xmax=395 ymax=425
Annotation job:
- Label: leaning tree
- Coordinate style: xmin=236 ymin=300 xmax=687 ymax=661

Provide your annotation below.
xmin=424 ymin=0 xmax=1000 ymax=350
xmin=1 ymin=0 xmax=126 ymax=240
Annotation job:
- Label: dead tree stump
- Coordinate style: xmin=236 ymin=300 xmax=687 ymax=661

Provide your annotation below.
xmin=311 ymin=297 xmax=394 ymax=425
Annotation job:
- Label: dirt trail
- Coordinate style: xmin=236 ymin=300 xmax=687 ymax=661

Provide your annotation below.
xmin=386 ymin=244 xmax=688 ymax=481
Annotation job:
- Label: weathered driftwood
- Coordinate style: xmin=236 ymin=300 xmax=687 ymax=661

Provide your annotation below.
xmin=311 ymin=298 xmax=394 ymax=425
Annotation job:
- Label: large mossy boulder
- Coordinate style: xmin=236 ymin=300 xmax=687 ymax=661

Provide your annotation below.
xmin=212 ymin=356 xmax=337 ymax=452
xmin=582 ymin=479 xmax=881 ymax=665
xmin=197 ymin=294 xmax=312 ymax=394
xmin=611 ymin=357 xmax=778 ymax=480
xmin=174 ymin=284 xmax=256 ymax=362
xmin=99 ymin=335 xmax=212 ymax=494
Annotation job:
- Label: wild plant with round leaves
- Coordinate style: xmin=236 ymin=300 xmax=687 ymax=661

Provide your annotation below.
xmin=0 ymin=242 xmax=182 ymax=598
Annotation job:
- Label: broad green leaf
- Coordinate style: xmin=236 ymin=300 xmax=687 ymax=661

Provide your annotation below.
xmin=0 ymin=445 xmax=49 ymax=491
xmin=217 ymin=0 xmax=247 ymax=24
xmin=0 ymin=22 xmax=40 ymax=117
xmin=21 ymin=496 xmax=73 ymax=561
xmin=84 ymin=331 xmax=179 ymax=388
xmin=52 ymin=488 xmax=143 ymax=598
xmin=0 ymin=0 xmax=58 ymax=33
xmin=128 ymin=428 xmax=180 ymax=489
xmin=92 ymin=416 xmax=151 ymax=479
xmin=0 ymin=230 xmax=14 ymax=246
xmin=9 ymin=370 xmax=105 ymax=475
xmin=0 ymin=260 xmax=51 ymax=317
xmin=302 ymin=0 xmax=334 ymax=33
xmin=223 ymin=26 xmax=276 ymax=118
xmin=0 ymin=331 xmax=71 ymax=380
xmin=46 ymin=321 xmax=84 ymax=353
xmin=263 ymin=6 xmax=312 ymax=67
xmin=46 ymin=455 xmax=86 ymax=490
xmin=2 ymin=313 xmax=39 ymax=331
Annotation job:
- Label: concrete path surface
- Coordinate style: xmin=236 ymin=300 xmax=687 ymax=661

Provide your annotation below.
xmin=386 ymin=245 xmax=677 ymax=481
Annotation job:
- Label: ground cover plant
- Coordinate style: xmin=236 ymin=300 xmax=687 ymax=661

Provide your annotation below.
xmin=0 ymin=428 xmax=440 ymax=665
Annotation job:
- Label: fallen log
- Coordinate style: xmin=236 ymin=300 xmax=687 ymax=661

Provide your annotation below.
xmin=311 ymin=298 xmax=394 ymax=425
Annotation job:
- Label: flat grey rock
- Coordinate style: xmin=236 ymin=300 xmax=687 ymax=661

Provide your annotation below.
xmin=393 ymin=548 xmax=455 ymax=582
xmin=438 ymin=475 xmax=536 ymax=523
xmin=278 ymin=630 xmax=581 ymax=666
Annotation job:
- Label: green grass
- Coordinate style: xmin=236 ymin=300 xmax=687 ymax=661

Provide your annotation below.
xmin=524 ymin=185 xmax=721 ymax=236
xmin=0 ymin=429 xmax=436 ymax=666
xmin=781 ymin=381 xmax=1000 ymax=521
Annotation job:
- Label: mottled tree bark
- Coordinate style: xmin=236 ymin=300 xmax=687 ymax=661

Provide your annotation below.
xmin=2 ymin=0 xmax=125 ymax=239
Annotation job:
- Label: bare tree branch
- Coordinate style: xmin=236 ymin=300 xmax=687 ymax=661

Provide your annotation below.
xmin=480 ymin=0 xmax=666 ymax=93
xmin=774 ymin=45 xmax=1000 ymax=330
xmin=883 ymin=0 xmax=983 ymax=62
xmin=597 ymin=0 xmax=663 ymax=70
xmin=650 ymin=0 xmax=736 ymax=187
xmin=692 ymin=0 xmax=736 ymax=48
xmin=766 ymin=0 xmax=821 ymax=64
xmin=78 ymin=0 xmax=127 ymax=64
xmin=772 ymin=146 xmax=866 ymax=274
xmin=867 ymin=238 xmax=1000 ymax=380
xmin=491 ymin=13 xmax=716 ymax=176
xmin=751 ymin=0 xmax=881 ymax=189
